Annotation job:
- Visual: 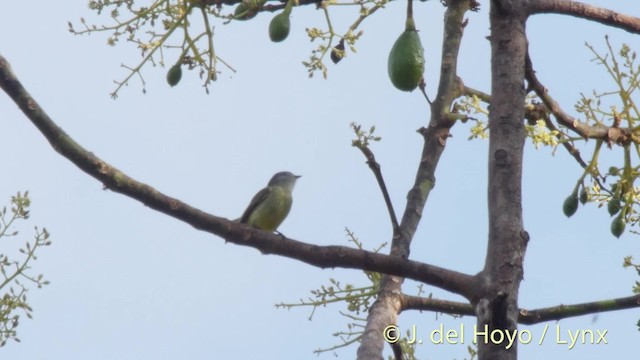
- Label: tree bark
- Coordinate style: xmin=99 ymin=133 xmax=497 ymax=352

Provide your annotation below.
xmin=356 ymin=1 xmax=473 ymax=359
xmin=475 ymin=1 xmax=529 ymax=359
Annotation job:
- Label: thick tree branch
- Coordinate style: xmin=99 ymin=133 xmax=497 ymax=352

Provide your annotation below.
xmin=518 ymin=294 xmax=640 ymax=324
xmin=474 ymin=1 xmax=529 ymax=359
xmin=528 ymin=0 xmax=640 ymax=35
xmin=402 ymin=294 xmax=475 ymax=316
xmin=0 ymin=53 xmax=476 ymax=295
xmin=401 ymin=294 xmax=640 ymax=324
xmin=356 ymin=1 xmax=475 ymax=359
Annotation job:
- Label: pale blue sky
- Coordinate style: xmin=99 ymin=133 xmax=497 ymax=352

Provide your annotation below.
xmin=2 ymin=1 xmax=639 ymax=359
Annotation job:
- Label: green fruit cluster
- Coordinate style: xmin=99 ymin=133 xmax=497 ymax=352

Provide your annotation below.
xmin=563 ymin=185 xmax=628 ymax=238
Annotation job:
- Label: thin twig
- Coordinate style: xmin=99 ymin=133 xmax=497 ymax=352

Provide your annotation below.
xmin=355 ymin=145 xmax=400 ymax=232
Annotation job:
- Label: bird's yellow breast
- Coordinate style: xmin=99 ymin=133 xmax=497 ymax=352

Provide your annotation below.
xmin=247 ymin=186 xmax=293 ymax=232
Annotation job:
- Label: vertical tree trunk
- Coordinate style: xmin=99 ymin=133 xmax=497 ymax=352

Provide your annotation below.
xmin=476 ymin=1 xmax=529 ymax=359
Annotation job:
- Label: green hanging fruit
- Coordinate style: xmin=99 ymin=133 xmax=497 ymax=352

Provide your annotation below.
xmin=268 ymin=0 xmax=293 ymax=43
xmin=269 ymin=12 xmax=290 ymax=42
xmin=607 ymin=196 xmax=621 ymax=216
xmin=234 ymin=3 xmax=255 ymax=20
xmin=562 ymin=192 xmax=578 ymax=218
xmin=579 ymin=187 xmax=588 ymax=205
xmin=235 ymin=0 xmax=265 ymax=20
xmin=166 ymin=64 xmax=182 ymax=87
xmin=611 ymin=215 xmax=625 ymax=238
xmin=387 ymin=19 xmax=425 ymax=92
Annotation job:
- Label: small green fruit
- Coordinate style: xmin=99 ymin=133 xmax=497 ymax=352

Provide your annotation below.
xmin=269 ymin=12 xmax=290 ymax=42
xmin=387 ymin=29 xmax=425 ymax=92
xmin=607 ymin=196 xmax=621 ymax=216
xmin=234 ymin=2 xmax=256 ymax=20
xmin=611 ymin=215 xmax=625 ymax=238
xmin=166 ymin=64 xmax=182 ymax=87
xmin=579 ymin=187 xmax=588 ymax=205
xmin=562 ymin=193 xmax=579 ymax=218
xmin=611 ymin=183 xmax=618 ymax=193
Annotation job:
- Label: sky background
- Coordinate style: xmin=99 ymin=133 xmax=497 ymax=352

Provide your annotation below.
xmin=2 ymin=0 xmax=640 ymax=359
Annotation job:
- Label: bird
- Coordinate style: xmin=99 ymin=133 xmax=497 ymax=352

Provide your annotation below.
xmin=238 ymin=171 xmax=301 ymax=232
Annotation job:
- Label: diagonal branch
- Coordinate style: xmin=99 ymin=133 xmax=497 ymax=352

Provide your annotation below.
xmin=525 ymin=51 xmax=638 ymax=144
xmin=353 ymin=143 xmax=400 ymax=232
xmin=459 ymin=85 xmax=602 ymax=187
xmin=401 ymin=293 xmax=640 ymax=325
xmin=528 ymin=0 xmax=640 ymax=34
xmin=0 ymin=53 xmax=475 ymax=296
xmin=356 ymin=1 xmax=477 ymax=359
xmin=524 ymin=102 xmax=589 ymax=168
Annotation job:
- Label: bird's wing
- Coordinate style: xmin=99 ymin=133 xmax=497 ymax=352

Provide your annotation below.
xmin=239 ymin=187 xmax=272 ymax=224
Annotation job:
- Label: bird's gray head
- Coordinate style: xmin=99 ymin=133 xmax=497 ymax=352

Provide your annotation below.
xmin=268 ymin=171 xmax=301 ymax=190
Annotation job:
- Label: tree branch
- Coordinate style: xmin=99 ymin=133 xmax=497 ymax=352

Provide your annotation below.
xmin=0 ymin=53 xmax=476 ymax=296
xmin=460 ymin=84 xmax=605 ymax=190
xmin=356 ymin=1 xmax=475 ymax=359
xmin=525 ymin=51 xmax=639 ymax=145
xmin=528 ymin=0 xmax=640 ymax=34
xmin=474 ymin=0 xmax=530 ymax=358
xmin=353 ymin=143 xmax=400 ymax=232
xmin=519 ymin=294 xmax=640 ymax=324
xmin=401 ymin=294 xmax=475 ymax=316
xmin=401 ymin=294 xmax=640 ymax=325
xmin=524 ymin=102 xmax=588 ymax=164
xmin=462 ymin=84 xmax=490 ymax=103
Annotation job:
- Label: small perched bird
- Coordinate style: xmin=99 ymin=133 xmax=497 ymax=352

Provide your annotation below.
xmin=239 ymin=171 xmax=301 ymax=232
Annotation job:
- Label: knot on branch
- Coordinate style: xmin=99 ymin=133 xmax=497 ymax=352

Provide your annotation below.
xmin=524 ymin=102 xmax=549 ymax=126
xmin=493 ymin=148 xmax=509 ymax=166
xmin=606 ymin=127 xmax=629 ymax=147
